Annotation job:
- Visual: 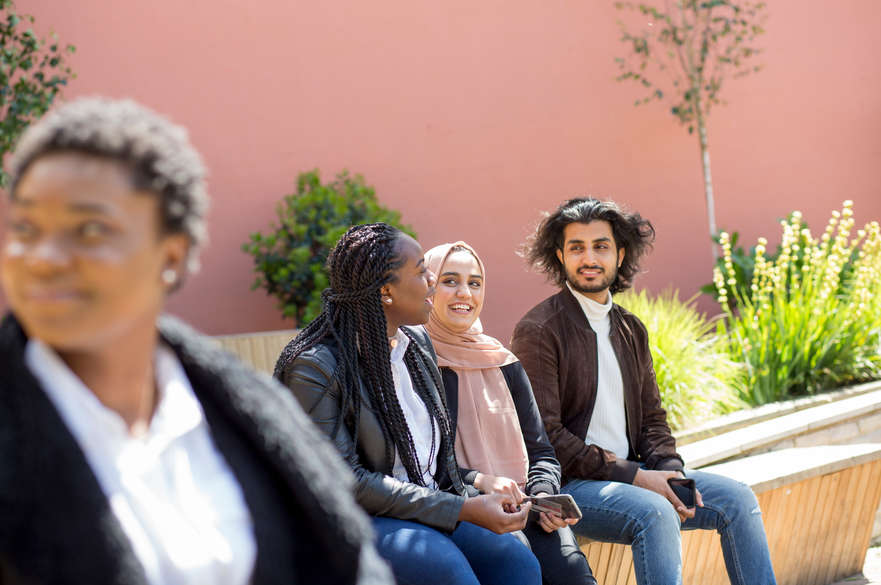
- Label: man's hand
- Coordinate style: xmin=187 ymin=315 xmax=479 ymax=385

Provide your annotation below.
xmin=473 ymin=473 xmax=526 ymax=504
xmin=632 ymin=469 xmax=703 ymax=522
xmin=459 ymin=492 xmax=531 ymax=534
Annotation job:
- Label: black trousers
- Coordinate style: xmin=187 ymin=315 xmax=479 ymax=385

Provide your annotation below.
xmin=514 ymin=521 xmax=597 ymax=585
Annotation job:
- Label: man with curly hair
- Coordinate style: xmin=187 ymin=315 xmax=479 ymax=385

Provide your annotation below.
xmin=511 ymin=198 xmax=776 ymax=585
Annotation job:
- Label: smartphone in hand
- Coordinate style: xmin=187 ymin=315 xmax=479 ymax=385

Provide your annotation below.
xmin=525 ymin=494 xmax=583 ymax=520
xmin=667 ymin=477 xmax=696 ymax=509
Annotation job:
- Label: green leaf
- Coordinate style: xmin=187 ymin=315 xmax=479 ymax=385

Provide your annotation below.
xmin=243 ymin=169 xmax=417 ymax=327
xmin=0 ymin=0 xmax=75 ymax=181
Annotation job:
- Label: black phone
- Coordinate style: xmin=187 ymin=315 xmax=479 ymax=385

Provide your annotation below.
xmin=525 ymin=494 xmax=583 ymax=520
xmin=667 ymin=477 xmax=696 ymax=509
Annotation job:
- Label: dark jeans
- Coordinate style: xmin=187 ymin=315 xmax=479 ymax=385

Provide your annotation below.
xmin=372 ymin=516 xmax=541 ymax=585
xmin=520 ymin=521 xmax=597 ymax=585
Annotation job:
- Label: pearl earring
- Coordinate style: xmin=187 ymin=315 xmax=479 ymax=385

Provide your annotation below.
xmin=161 ymin=269 xmax=178 ymax=285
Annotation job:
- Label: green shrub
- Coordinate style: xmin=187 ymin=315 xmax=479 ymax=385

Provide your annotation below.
xmin=0 ymin=0 xmax=76 ymax=186
xmin=616 ymin=289 xmax=743 ymax=430
xmin=714 ymin=201 xmax=881 ymax=404
xmin=243 ymin=169 xmax=415 ymax=325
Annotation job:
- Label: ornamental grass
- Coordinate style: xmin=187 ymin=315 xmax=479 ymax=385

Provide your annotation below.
xmin=616 ymin=289 xmax=743 ymax=430
xmin=714 ymin=201 xmax=881 ymax=405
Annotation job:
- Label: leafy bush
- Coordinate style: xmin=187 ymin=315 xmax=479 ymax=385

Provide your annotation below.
xmin=0 ymin=0 xmax=75 ymax=185
xmin=616 ymin=289 xmax=743 ymax=430
xmin=713 ymin=201 xmax=881 ymax=404
xmin=243 ymin=170 xmax=416 ymax=326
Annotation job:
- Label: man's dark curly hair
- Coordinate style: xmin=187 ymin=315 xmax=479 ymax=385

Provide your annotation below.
xmin=523 ymin=197 xmax=655 ymax=294
xmin=8 ymin=97 xmax=208 ymax=274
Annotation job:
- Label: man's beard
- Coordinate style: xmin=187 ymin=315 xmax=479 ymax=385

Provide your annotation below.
xmin=565 ymin=265 xmax=617 ymax=295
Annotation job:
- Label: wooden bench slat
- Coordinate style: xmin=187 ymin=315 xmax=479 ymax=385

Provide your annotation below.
xmin=829 ymin=464 xmax=864 ymax=582
xmin=810 ymin=472 xmax=840 ymax=585
xmin=212 ymin=329 xmax=297 ymax=374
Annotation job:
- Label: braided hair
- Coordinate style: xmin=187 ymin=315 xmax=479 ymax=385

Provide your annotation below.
xmin=275 ymin=223 xmax=454 ymax=486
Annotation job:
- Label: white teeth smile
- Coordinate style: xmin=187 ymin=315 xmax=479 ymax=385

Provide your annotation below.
xmin=450 ymin=304 xmax=472 ymax=312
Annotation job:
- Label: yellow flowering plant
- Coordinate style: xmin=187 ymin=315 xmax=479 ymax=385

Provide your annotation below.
xmin=714 ymin=201 xmax=881 ymax=404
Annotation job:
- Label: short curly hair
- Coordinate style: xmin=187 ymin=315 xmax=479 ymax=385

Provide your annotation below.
xmin=522 ymin=197 xmax=655 ymax=294
xmin=8 ymin=97 xmax=208 ymax=273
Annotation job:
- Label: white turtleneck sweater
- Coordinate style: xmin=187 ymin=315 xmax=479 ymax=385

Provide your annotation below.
xmin=566 ymin=283 xmax=630 ymax=459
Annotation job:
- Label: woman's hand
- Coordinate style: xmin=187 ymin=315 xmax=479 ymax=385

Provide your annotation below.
xmin=459 ymin=493 xmax=531 ymax=534
xmin=473 ymin=473 xmax=525 ymax=504
xmin=531 ymin=491 xmax=580 ymax=533
xmin=537 ymin=511 xmax=579 ymax=533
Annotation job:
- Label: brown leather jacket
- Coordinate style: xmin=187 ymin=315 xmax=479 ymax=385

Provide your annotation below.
xmin=511 ymin=288 xmax=683 ymax=485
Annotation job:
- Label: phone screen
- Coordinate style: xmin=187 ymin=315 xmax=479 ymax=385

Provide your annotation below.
xmin=667 ymin=478 xmax=696 ymax=509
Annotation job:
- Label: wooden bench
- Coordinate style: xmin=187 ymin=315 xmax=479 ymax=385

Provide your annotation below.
xmin=212 ymin=329 xmax=297 ymax=374
xmin=212 ymin=330 xmax=881 ymax=584
xmin=577 ymin=444 xmax=881 ymax=585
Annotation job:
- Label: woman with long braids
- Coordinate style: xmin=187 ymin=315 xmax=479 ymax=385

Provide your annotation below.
xmin=275 ymin=223 xmax=542 ymax=585
xmin=424 ymin=242 xmax=597 ymax=585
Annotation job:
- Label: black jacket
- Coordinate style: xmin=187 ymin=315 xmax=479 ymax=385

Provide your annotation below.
xmin=277 ymin=326 xmax=471 ymax=534
xmin=0 ymin=313 xmax=392 ymax=585
xmin=440 ymin=361 xmax=562 ymax=497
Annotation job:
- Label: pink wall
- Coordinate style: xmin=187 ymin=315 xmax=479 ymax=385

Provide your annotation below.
xmin=5 ymin=1 xmax=880 ymax=342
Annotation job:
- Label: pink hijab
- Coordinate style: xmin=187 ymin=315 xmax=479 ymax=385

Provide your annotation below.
xmin=424 ymin=242 xmax=529 ymax=487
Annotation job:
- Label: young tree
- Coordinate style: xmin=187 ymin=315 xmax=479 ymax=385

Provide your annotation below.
xmin=0 ymin=0 xmax=75 ymax=186
xmin=614 ymin=0 xmax=765 ymax=258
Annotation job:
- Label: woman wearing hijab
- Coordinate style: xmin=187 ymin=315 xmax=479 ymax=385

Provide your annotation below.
xmin=424 ymin=242 xmax=596 ymax=585
xmin=0 ymin=97 xmax=391 ymax=585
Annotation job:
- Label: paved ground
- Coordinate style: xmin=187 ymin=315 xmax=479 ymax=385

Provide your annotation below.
xmin=831 ymin=546 xmax=881 ymax=585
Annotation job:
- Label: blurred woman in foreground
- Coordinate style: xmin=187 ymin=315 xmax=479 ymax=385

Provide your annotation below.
xmin=0 ymin=98 xmax=390 ymax=585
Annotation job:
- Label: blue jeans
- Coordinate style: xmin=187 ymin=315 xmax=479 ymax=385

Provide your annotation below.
xmin=372 ymin=516 xmax=542 ymax=585
xmin=562 ymin=469 xmax=776 ymax=585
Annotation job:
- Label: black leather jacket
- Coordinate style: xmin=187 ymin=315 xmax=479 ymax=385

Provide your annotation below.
xmin=277 ymin=326 xmax=472 ymax=533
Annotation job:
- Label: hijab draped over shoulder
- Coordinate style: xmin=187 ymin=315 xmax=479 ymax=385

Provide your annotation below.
xmin=424 ymin=242 xmax=529 ymax=486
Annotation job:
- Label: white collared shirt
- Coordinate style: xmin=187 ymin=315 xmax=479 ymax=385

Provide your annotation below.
xmin=388 ymin=328 xmax=439 ymax=488
xmin=567 ymin=283 xmax=630 ymax=459
xmin=25 ymin=339 xmax=256 ymax=585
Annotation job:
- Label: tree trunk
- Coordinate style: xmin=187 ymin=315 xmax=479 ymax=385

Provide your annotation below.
xmin=694 ymin=102 xmax=718 ymax=260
